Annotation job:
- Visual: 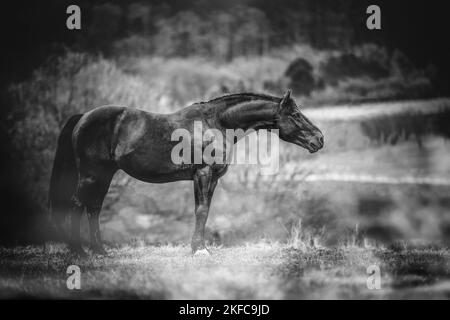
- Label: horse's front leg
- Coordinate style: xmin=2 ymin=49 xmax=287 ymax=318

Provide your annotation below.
xmin=192 ymin=166 xmax=218 ymax=254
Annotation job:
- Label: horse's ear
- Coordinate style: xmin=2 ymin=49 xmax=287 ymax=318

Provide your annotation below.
xmin=279 ymin=89 xmax=292 ymax=110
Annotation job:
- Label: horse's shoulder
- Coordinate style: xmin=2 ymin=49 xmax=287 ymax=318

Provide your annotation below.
xmin=174 ymin=102 xmax=219 ymax=123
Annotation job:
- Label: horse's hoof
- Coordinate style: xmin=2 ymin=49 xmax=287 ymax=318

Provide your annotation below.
xmin=193 ymin=248 xmax=210 ymax=256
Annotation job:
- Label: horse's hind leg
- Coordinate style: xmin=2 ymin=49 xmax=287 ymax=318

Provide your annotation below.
xmin=80 ymin=167 xmax=116 ymax=255
xmin=69 ymin=165 xmax=115 ymax=256
xmin=69 ymin=199 xmax=86 ymax=257
xmin=86 ymin=205 xmax=104 ymax=254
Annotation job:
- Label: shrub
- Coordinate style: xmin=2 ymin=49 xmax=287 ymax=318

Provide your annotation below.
xmin=320 ymin=52 xmax=390 ymax=85
xmin=112 ymin=35 xmax=153 ymax=57
xmin=284 ymin=58 xmax=317 ymax=96
xmin=359 ymin=108 xmax=450 ymax=146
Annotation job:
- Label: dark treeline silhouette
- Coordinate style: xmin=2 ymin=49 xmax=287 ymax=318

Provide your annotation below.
xmin=2 ymin=0 xmax=449 ymax=87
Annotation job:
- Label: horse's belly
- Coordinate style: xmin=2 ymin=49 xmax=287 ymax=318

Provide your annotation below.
xmin=117 ymin=151 xmax=195 ymax=183
xmin=126 ymin=169 xmax=194 ymax=183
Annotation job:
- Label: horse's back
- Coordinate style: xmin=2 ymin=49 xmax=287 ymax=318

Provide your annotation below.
xmin=112 ymin=108 xmax=193 ymax=182
xmin=71 ymin=104 xmax=221 ymax=183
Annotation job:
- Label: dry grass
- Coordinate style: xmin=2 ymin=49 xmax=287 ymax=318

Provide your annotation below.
xmin=1 ymin=241 xmax=449 ymax=299
xmin=0 ymin=242 xmax=284 ymax=299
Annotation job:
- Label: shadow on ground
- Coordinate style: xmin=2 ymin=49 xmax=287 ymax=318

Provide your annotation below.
xmin=278 ymin=245 xmax=450 ymax=299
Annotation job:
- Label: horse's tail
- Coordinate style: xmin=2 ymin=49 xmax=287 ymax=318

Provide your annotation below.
xmin=48 ymin=114 xmax=83 ymax=241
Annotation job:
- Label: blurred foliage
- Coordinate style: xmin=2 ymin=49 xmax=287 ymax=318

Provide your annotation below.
xmin=320 ymin=47 xmax=390 ymax=85
xmin=283 ymin=58 xmax=318 ymax=96
xmin=78 ymin=0 xmax=358 ymax=59
xmin=7 ymin=52 xmax=162 ymax=218
xmin=5 ymin=47 xmax=448 ymax=245
xmin=360 ymin=109 xmax=450 ymax=146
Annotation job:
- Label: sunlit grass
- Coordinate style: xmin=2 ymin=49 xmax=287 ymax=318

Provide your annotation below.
xmin=0 ymin=241 xmax=448 ymax=299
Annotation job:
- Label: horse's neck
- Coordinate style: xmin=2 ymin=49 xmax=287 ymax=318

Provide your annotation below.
xmin=217 ymin=100 xmax=278 ymax=132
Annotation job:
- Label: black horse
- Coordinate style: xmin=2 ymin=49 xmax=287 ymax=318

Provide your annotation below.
xmin=49 ymin=90 xmax=323 ymax=256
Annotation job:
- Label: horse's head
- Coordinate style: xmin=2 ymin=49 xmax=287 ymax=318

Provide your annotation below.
xmin=276 ymin=90 xmax=324 ymax=153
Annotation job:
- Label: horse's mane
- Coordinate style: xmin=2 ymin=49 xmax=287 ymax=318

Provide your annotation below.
xmin=198 ymin=92 xmax=281 ymax=107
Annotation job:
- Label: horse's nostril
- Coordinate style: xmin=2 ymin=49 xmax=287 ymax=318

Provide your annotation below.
xmin=319 ymin=136 xmax=324 ymax=145
xmin=309 ymin=141 xmax=319 ymax=149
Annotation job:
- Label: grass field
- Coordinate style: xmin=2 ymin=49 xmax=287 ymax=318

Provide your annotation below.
xmin=3 ymin=99 xmax=450 ymax=299
xmin=1 ymin=242 xmax=449 ymax=299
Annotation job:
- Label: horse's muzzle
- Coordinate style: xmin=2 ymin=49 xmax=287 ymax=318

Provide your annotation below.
xmin=307 ymin=134 xmax=324 ymax=153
